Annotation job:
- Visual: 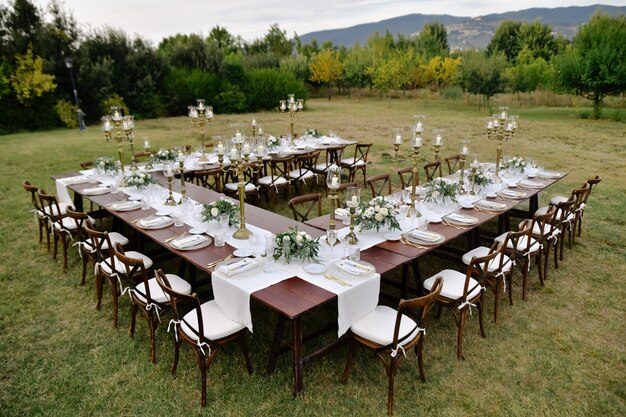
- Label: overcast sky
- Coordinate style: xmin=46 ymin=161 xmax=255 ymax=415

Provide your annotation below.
xmin=27 ymin=0 xmax=625 ymax=45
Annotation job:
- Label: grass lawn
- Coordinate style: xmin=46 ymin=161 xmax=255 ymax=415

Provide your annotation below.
xmin=0 ymin=96 xmax=624 ymax=417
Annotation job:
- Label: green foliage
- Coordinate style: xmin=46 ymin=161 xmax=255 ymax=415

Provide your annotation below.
xmin=162 ymin=68 xmax=223 ymax=115
xmin=215 ymin=85 xmax=247 ymax=113
xmin=279 ymin=54 xmax=310 ymax=81
xmin=342 ymin=42 xmax=372 ymax=96
xmin=553 ymin=13 xmax=626 ymax=118
xmin=507 ymin=50 xmax=553 ymax=94
xmin=487 ymin=20 xmax=522 ymax=61
xmin=416 ymin=21 xmax=450 ymax=58
xmin=53 ymin=98 xmax=78 ymax=128
xmin=309 ymin=49 xmax=342 ymax=99
xmin=245 ymin=68 xmax=307 ymax=110
xmin=101 ymin=94 xmax=129 ymax=116
xmin=10 ymin=45 xmax=57 ymax=105
xmin=457 ymin=50 xmax=508 ymax=107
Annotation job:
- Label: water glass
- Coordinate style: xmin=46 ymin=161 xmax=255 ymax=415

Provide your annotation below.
xmin=348 ymin=244 xmax=360 ymax=261
xmin=173 ymin=209 xmax=184 ymax=227
xmin=141 ymin=197 xmax=150 ymax=210
xmin=214 ymin=231 xmax=226 ymax=247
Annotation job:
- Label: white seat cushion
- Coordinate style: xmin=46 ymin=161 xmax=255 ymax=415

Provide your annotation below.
xmin=341 ymin=157 xmax=365 ymax=167
xmin=461 ymin=246 xmax=512 ymax=273
xmin=350 ymin=305 xmax=419 ymax=347
xmin=54 ymin=216 xmax=94 ymax=231
xmin=258 ymin=176 xmax=288 ymax=186
xmin=100 ymin=251 xmax=153 ymax=275
xmin=550 ymin=195 xmax=569 ymax=205
xmin=494 ymin=232 xmax=541 ymax=254
xmin=181 ymin=300 xmax=245 ymax=341
xmin=134 ymin=273 xmax=191 ymax=304
xmin=225 ymin=182 xmax=257 ymax=192
xmin=534 ymin=207 xmax=575 ymax=223
xmin=423 ymin=269 xmax=482 ymax=300
xmin=314 ymin=162 xmax=328 ymax=171
xmin=44 ymin=202 xmax=72 ymax=217
xmin=84 ymin=232 xmax=130 ymax=252
xmin=288 ymin=169 xmax=315 ymax=180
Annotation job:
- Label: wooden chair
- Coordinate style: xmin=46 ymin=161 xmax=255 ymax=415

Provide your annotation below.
xmin=223 ymin=162 xmax=260 ymax=203
xmin=84 ymin=223 xmax=153 ymax=327
xmin=80 ymin=161 xmax=93 ymax=170
xmin=23 ymin=180 xmax=49 ymax=250
xmin=112 ymin=244 xmax=191 ymax=363
xmin=133 ymin=151 xmax=152 ymax=163
xmin=551 ymin=197 xmax=577 ymax=266
xmin=423 ymin=249 xmax=500 ymax=359
xmin=494 ymin=221 xmax=541 ymax=300
xmin=37 ymin=189 xmax=77 ymax=271
xmin=461 ymin=240 xmax=514 ymax=323
xmin=288 ymin=151 xmax=320 ymax=195
xmin=257 ymin=155 xmax=293 ymax=207
xmin=396 ymin=167 xmax=418 ymax=190
xmin=444 ymin=154 xmax=461 ymax=175
xmin=423 ymin=160 xmax=442 ymax=182
xmin=154 ymin=269 xmax=253 ymax=406
xmin=367 ymin=173 xmax=392 ymax=197
xmin=341 ymin=277 xmax=443 ymax=415
xmin=288 ymin=193 xmax=322 ymax=222
xmin=341 ymin=143 xmax=372 ymax=186
xmin=527 ymin=207 xmax=558 ymax=282
xmin=194 ymin=167 xmax=223 ymax=192
xmin=312 ymin=145 xmax=346 ymax=179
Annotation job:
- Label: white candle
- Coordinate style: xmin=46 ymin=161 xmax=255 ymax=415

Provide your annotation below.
xmin=165 ymin=166 xmax=173 ymax=177
xmin=395 ymin=134 xmax=402 ymax=144
xmin=251 ymin=118 xmax=256 ymax=126
xmin=487 ymin=121 xmax=493 ymax=129
xmin=500 ymin=111 xmax=506 ymax=119
xmin=416 ymin=121 xmax=423 ymax=132
xmin=235 ymin=132 xmax=242 ymax=141
xmin=257 ymin=145 xmax=264 ymax=155
xmin=435 ymin=135 xmax=442 ymax=146
xmin=104 ymin=121 xmax=111 ymax=131
xmin=462 ymin=146 xmax=468 ymax=155
xmin=217 ymin=142 xmax=224 ymax=154
xmin=243 ymin=143 xmax=250 ymax=154
xmin=506 ymin=123 xmax=513 ymax=131
xmin=197 ymin=102 xmax=204 ymax=111
xmin=230 ymin=148 xmax=238 ymax=160
xmin=414 ymin=137 xmax=422 ymax=147
xmin=331 ymin=176 xmax=338 ymax=187
xmin=351 ymin=196 xmax=358 ymax=206
xmin=144 ymin=140 xmax=150 ymax=149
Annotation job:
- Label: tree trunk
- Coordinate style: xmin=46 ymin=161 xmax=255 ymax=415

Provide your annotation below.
xmin=593 ymin=94 xmax=602 ymax=119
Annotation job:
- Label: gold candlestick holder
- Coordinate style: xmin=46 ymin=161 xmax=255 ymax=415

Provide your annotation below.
xmin=279 ymin=94 xmax=303 ymax=147
xmin=486 ymin=108 xmax=517 ymax=183
xmin=164 ymin=172 xmax=177 ymax=206
xmin=101 ymin=107 xmax=135 ymax=173
xmin=391 ymin=123 xmax=423 ymax=219
xmin=345 ymin=186 xmax=360 ymax=245
xmin=188 ymin=99 xmax=213 ymax=162
xmin=433 ymin=144 xmax=442 ymax=161
xmin=178 ymin=159 xmax=186 ymax=203
xmin=458 ymin=153 xmax=468 ymax=194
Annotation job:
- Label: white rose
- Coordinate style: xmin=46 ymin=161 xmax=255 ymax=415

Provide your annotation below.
xmin=210 ymin=207 xmax=219 ymax=217
xmin=295 ymin=235 xmax=303 ymax=245
xmin=432 ymin=190 xmax=440 ymax=199
xmin=374 ymin=213 xmax=384 ymax=222
xmin=380 ymin=207 xmax=388 ymax=216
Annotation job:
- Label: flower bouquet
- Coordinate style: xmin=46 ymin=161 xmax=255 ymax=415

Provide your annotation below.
xmin=424 ymin=178 xmax=459 ymax=204
xmin=273 ymin=227 xmax=320 ymax=262
xmin=95 ymin=156 xmax=120 ymax=174
xmin=122 ymin=171 xmax=157 ymax=189
xmin=354 ymin=196 xmax=400 ymax=232
xmin=266 ymin=135 xmax=280 ymax=149
xmin=201 ymin=197 xmax=240 ymax=228
xmin=502 ymin=155 xmax=527 ymax=173
xmin=305 ymin=128 xmax=321 ymax=138
xmin=468 ymin=166 xmax=493 ymax=188
xmin=151 ymin=148 xmax=178 ymax=163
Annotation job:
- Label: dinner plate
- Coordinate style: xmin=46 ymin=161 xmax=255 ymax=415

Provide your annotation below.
xmin=136 ymin=216 xmax=174 ymax=230
xmin=486 ymin=192 xmax=497 ymax=199
xmin=428 ymin=216 xmax=442 ymax=224
xmin=189 ymin=226 xmax=207 ymax=235
xmin=233 ymin=248 xmax=255 ymax=258
xmin=156 ymin=209 xmax=173 ymax=216
xmin=303 ymin=263 xmax=327 ymax=274
xmin=382 ymin=232 xmax=402 ymax=241
xmin=216 ymin=258 xmax=261 ymax=276
xmin=518 ymin=180 xmax=544 ymax=189
xmin=109 ymin=200 xmax=142 ymax=212
xmin=128 ymin=195 xmax=143 ymax=201
xmin=405 ymin=230 xmax=445 ymax=245
xmin=443 ymin=213 xmax=479 ymax=226
xmin=497 ymin=189 xmax=527 ymax=199
xmin=81 ymin=186 xmax=110 ymax=196
xmin=474 ymin=200 xmax=507 ymax=212
xmin=330 ymin=260 xmax=375 ymax=279
xmin=170 ymin=235 xmax=211 ymax=251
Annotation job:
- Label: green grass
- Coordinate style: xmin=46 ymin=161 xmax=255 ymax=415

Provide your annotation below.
xmin=1 ymin=97 xmax=625 ymax=417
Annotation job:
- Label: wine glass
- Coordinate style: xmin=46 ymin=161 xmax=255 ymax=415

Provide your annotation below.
xmin=326 ymin=229 xmax=337 ymax=258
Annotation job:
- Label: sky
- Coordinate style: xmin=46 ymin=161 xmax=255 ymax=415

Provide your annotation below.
xmin=27 ymin=0 xmax=626 ymax=45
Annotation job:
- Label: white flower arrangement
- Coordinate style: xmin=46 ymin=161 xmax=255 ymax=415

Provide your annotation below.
xmin=201 ymin=197 xmax=239 ymax=227
xmin=151 ymin=148 xmax=177 ymax=162
xmin=354 ymin=196 xmax=401 ymax=232
xmin=502 ymin=155 xmax=527 ymax=172
xmin=122 ymin=171 xmax=157 ymax=189
xmin=273 ymin=228 xmax=320 ymax=262
xmin=305 ymin=128 xmax=320 ymax=138
xmin=469 ymin=166 xmax=493 ymax=187
xmin=424 ymin=178 xmax=459 ymax=203
xmin=266 ymin=135 xmax=280 ymax=149
xmin=95 ymin=156 xmax=120 ymax=174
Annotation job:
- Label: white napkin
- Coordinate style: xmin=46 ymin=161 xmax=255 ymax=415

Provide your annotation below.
xmin=408 ymin=230 xmax=441 ymax=242
xmin=139 ymin=216 xmax=170 ymax=227
xmin=335 ymin=260 xmax=374 ymax=276
xmin=519 ymin=180 xmax=543 ymax=188
xmin=82 ymin=186 xmax=109 ymax=195
xmin=172 ymin=235 xmax=207 ymax=249
xmin=538 ymin=171 xmax=562 ymax=178
xmin=111 ymin=201 xmax=141 ymax=210
xmin=335 ymin=208 xmax=350 ymax=217
xmin=217 ymin=258 xmax=259 ymax=276
xmin=477 ymin=200 xmax=507 ymax=210
xmin=62 ymin=176 xmax=91 ymax=185
xmin=448 ymin=213 xmax=476 ymax=224
xmin=501 ymin=189 xmax=526 ymax=198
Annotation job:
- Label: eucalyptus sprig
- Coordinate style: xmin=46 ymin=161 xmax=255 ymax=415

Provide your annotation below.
xmin=273 ymin=228 xmax=320 ymax=262
xmin=201 ymin=197 xmax=240 ymax=228
xmin=424 ymin=178 xmax=459 ymax=203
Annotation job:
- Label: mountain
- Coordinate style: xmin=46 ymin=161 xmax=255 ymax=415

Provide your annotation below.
xmin=298 ymin=5 xmax=626 ymax=50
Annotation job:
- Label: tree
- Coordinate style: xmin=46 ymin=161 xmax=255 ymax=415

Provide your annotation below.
xmin=416 ymin=21 xmax=449 ymax=59
xmin=518 ymin=21 xmax=558 ymax=61
xmin=422 ymin=56 xmax=461 ymax=90
xmin=309 ymin=49 xmax=342 ymax=99
xmin=457 ymin=50 xmax=507 ymax=109
xmin=487 ymin=20 xmax=522 ymax=62
xmin=507 ymin=49 xmax=552 ymax=99
xmin=10 ymin=44 xmax=56 ymax=105
xmin=553 ymin=13 xmax=626 ymax=118
xmin=342 ymin=43 xmax=372 ymax=101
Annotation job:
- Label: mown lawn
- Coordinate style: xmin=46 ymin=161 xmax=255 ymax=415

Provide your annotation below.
xmin=0 ymin=96 xmax=624 ymax=417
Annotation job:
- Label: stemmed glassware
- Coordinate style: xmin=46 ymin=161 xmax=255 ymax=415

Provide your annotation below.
xmin=326 ymin=229 xmax=337 ymax=258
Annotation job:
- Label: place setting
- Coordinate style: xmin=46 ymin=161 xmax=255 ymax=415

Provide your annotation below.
xmin=168 ymin=233 xmax=212 ymax=251
xmin=135 ymin=215 xmax=174 ymax=229
xmin=442 ymin=212 xmax=479 ymax=229
xmin=108 ymin=200 xmax=142 ymax=211
xmin=80 ymin=185 xmax=111 ymax=196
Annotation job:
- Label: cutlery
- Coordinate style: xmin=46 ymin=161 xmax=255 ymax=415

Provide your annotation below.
xmin=400 ymin=237 xmax=426 ymax=249
xmin=442 ymin=219 xmax=466 ymax=230
xmin=207 ymin=254 xmax=233 ymax=269
xmin=163 ymin=231 xmax=188 ymax=243
xmin=132 ymin=214 xmax=156 ymax=224
xmin=323 ymin=272 xmax=352 ymax=287
xmin=474 ymin=206 xmax=501 ymax=215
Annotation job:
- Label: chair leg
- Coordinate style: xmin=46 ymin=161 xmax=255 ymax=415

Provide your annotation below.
xmin=80 ymin=253 xmax=88 ymax=285
xmin=130 ymin=303 xmax=138 ymax=336
xmin=111 ymin=280 xmax=119 ymax=328
xmin=387 ymin=357 xmax=397 ymax=416
xmin=148 ymin=311 xmax=157 ymax=364
xmin=53 ymin=231 xmax=59 ymax=260
xmin=237 ymin=333 xmax=253 ymax=374
xmin=521 ymin=258 xmax=529 ymax=300
xmin=493 ymin=283 xmax=500 ymax=324
xmin=95 ymin=273 xmax=103 ymax=309
xmin=456 ymin=309 xmax=466 ymax=360
xmin=416 ymin=339 xmax=426 ymax=382
xmin=60 ymin=233 xmax=69 ymax=272
xmin=200 ymin=355 xmax=207 ymax=406
xmin=172 ymin=339 xmax=181 ymax=374
xmin=478 ymin=297 xmax=486 ymax=338
xmin=340 ymin=338 xmax=355 ymax=383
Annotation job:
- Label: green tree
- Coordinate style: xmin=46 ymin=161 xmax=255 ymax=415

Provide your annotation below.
xmin=416 ymin=21 xmax=449 ymax=59
xmin=507 ymin=49 xmax=552 ymax=99
xmin=309 ymin=49 xmax=342 ymax=99
xmin=457 ymin=50 xmax=507 ymax=109
xmin=487 ymin=20 xmax=522 ymax=62
xmin=279 ymin=54 xmax=309 ymax=81
xmin=342 ymin=42 xmax=372 ymax=101
xmin=553 ymin=13 xmax=626 ymax=118
xmin=518 ymin=21 xmax=558 ymax=61
xmin=10 ymin=44 xmax=56 ymax=105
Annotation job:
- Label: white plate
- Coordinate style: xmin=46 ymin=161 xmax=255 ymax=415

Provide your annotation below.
xmin=156 ymin=210 xmax=172 ymax=216
xmin=233 ymin=248 xmax=255 ymax=258
xmin=128 ymin=195 xmax=143 ymax=201
xmin=189 ymin=227 xmax=206 ymax=235
xmin=459 ymin=200 xmax=475 ymax=209
xmin=170 ymin=235 xmax=212 ymax=251
xmin=331 ymin=260 xmax=376 ymax=278
xmin=486 ymin=193 xmax=497 ymax=199
xmin=109 ymin=201 xmax=142 ymax=211
xmin=382 ymin=232 xmax=401 ymax=241
xmin=428 ymin=217 xmax=442 ymax=224
xmin=82 ymin=187 xmax=110 ymax=196
xmin=303 ymin=263 xmax=327 ymax=274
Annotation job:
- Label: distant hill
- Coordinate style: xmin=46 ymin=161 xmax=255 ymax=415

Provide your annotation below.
xmin=298 ymin=4 xmax=626 ymax=50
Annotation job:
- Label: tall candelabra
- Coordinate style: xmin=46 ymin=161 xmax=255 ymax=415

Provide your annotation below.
xmin=432 ymin=128 xmax=444 ymax=161
xmin=279 ymin=94 xmax=303 ymax=147
xmin=101 ymin=106 xmax=135 ymax=173
xmin=458 ymin=141 xmax=469 ymax=194
xmin=486 ymin=107 xmax=518 ymax=182
xmin=216 ymin=131 xmax=258 ymax=240
xmin=176 ymin=151 xmax=187 ymax=203
xmin=188 ymin=99 xmax=213 ymax=162
xmin=345 ymin=186 xmax=360 ymax=245
xmin=163 ymin=164 xmax=177 ymax=206
xmin=392 ymin=116 xmax=425 ymax=218
xmin=326 ymin=164 xmax=342 ymax=246
xmin=251 ymin=118 xmax=257 ymax=137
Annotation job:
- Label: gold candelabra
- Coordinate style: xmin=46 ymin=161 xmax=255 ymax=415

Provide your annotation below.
xmin=345 ymin=186 xmax=360 ymax=245
xmin=326 ymin=164 xmax=342 ymax=246
xmin=177 ymin=154 xmax=187 ymax=203
xmin=101 ymin=106 xmax=135 ymax=173
xmin=163 ymin=165 xmax=177 ymax=206
xmin=392 ymin=116 xmax=425 ymax=219
xmin=486 ymin=107 xmax=518 ymax=182
xmin=432 ymin=129 xmax=444 ymax=161
xmin=279 ymin=94 xmax=303 ymax=147
xmin=251 ymin=118 xmax=257 ymax=137
xmin=188 ymin=99 xmax=213 ymax=162
xmin=216 ymin=133 xmax=258 ymax=240
xmin=458 ymin=141 xmax=469 ymax=194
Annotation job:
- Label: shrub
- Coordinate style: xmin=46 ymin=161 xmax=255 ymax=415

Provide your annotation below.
xmin=441 ymin=86 xmax=463 ymax=100
xmin=163 ymin=68 xmax=224 ymax=115
xmin=214 ymin=86 xmax=247 ymax=113
xmin=245 ymin=68 xmax=308 ymax=111
xmin=53 ymin=99 xmax=78 ymax=128
xmin=101 ymin=94 xmax=129 ymax=115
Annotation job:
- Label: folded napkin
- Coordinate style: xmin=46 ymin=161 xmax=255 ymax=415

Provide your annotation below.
xmin=408 ymin=230 xmax=441 ymax=242
xmin=111 ymin=201 xmax=141 ymax=210
xmin=335 ymin=208 xmax=350 ymax=217
xmin=62 ymin=176 xmax=91 ymax=185
xmin=336 ymin=260 xmax=374 ymax=276
xmin=139 ymin=216 xmax=170 ymax=227
xmin=447 ymin=213 xmax=476 ymax=224
xmin=172 ymin=235 xmax=207 ymax=249
xmin=82 ymin=186 xmax=109 ymax=195
xmin=538 ymin=171 xmax=562 ymax=179
xmin=501 ymin=189 xmax=526 ymax=198
xmin=518 ymin=180 xmax=543 ymax=188
xmin=476 ymin=200 xmax=507 ymax=210
xmin=217 ymin=258 xmax=259 ymax=275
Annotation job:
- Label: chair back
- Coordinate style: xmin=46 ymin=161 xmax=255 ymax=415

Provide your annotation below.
xmin=423 ymin=161 xmax=442 ymax=182
xmin=266 ymin=155 xmax=293 ymax=185
xmin=463 ymin=245 xmax=501 ymax=299
xmin=80 ymin=161 xmax=94 ymax=170
xmin=133 ymin=151 xmax=152 ymax=162
xmin=572 ymin=184 xmax=590 ymax=209
xmin=335 ymin=182 xmax=358 ymax=207
xmin=37 ymin=189 xmax=64 ymax=223
xmin=289 ymin=193 xmax=322 ymax=222
xmin=396 ymin=167 xmax=417 ymax=189
xmin=23 ymin=180 xmax=43 ymax=213
xmin=552 ymin=197 xmax=576 ymax=227
xmin=531 ymin=206 xmax=557 ymax=241
xmin=507 ymin=220 xmax=533 ymax=258
xmin=352 ymin=143 xmax=372 ymax=166
xmin=66 ymin=208 xmax=91 ymax=242
xmin=83 ymin=222 xmax=115 ymax=267
xmin=586 ymin=175 xmax=601 ymax=196
xmin=195 ymin=167 xmax=222 ymax=192
xmin=444 ymin=154 xmax=461 ymax=175
xmin=112 ymin=242 xmax=151 ymax=301
xmin=367 ymin=173 xmax=392 ymax=197
xmin=393 ymin=277 xmax=443 ymax=345
xmin=293 ymin=151 xmax=320 ymax=179
xmin=324 ymin=145 xmax=346 ymax=169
